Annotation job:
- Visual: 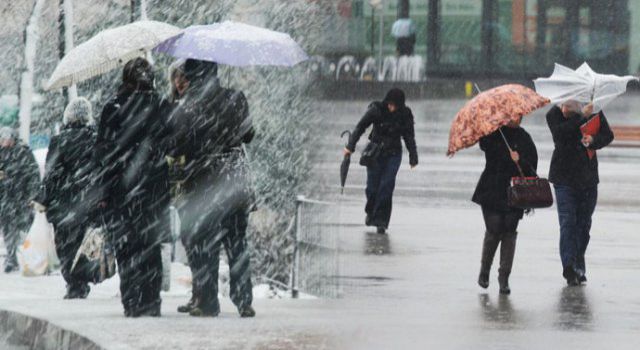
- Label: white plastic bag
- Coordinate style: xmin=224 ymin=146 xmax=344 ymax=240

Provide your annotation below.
xmin=17 ymin=211 xmax=59 ymax=276
xmin=161 ymin=243 xmax=172 ymax=292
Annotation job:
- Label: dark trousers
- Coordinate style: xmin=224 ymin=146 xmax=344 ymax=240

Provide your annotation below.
xmin=110 ymin=214 xmax=163 ymax=316
xmin=554 ymin=185 xmax=598 ymax=277
xmin=365 ymin=153 xmax=402 ymax=229
xmin=185 ymin=210 xmax=253 ymax=312
xmin=1 ymin=208 xmax=33 ymax=268
xmin=480 ymin=207 xmax=520 ymax=278
xmin=54 ymin=222 xmax=88 ymax=291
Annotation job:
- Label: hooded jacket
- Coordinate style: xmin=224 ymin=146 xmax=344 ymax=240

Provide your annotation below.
xmin=347 ymin=101 xmax=418 ymax=166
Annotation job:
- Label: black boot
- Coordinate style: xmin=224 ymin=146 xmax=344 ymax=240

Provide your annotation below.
xmin=498 ymin=273 xmax=511 ymax=295
xmin=178 ymin=288 xmax=199 ymax=313
xmin=239 ymin=305 xmax=256 ymax=318
xmin=498 ymin=231 xmax=517 ymax=295
xmin=478 ymin=231 xmax=500 ymax=289
xmin=189 ymin=299 xmax=220 ymax=317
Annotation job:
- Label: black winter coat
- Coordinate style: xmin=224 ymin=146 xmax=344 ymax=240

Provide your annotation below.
xmin=170 ymin=78 xmax=254 ymax=195
xmin=94 ymin=89 xmax=171 ymax=244
xmin=472 ymin=127 xmax=538 ymax=214
xmin=0 ymin=144 xmax=39 ymax=214
xmin=347 ymin=102 xmax=418 ymax=166
xmin=546 ymin=106 xmax=614 ymax=189
xmin=41 ymin=123 xmax=96 ymax=227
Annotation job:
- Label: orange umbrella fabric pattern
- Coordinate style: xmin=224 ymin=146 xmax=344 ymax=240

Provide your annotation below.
xmin=447 ymin=84 xmax=549 ymax=156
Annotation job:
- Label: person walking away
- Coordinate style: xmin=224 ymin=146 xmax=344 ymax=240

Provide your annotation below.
xmin=344 ymin=88 xmax=418 ymax=234
xmin=0 ymin=127 xmax=39 ymax=273
xmin=472 ymin=117 xmax=538 ymax=294
xmin=547 ymin=101 xmax=613 ymax=286
xmin=34 ymin=97 xmax=96 ymax=298
xmin=171 ymin=59 xmax=256 ymax=318
xmin=94 ymin=57 xmax=172 ymax=317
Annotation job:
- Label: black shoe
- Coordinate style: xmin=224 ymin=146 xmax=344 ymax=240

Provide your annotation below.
xmin=4 ymin=260 xmax=18 ymax=273
xmin=189 ymin=305 xmax=220 ymax=317
xmin=478 ymin=272 xmax=489 ymax=289
xmin=177 ymin=297 xmax=197 ymax=313
xmin=239 ymin=305 xmax=256 ymax=318
xmin=64 ymin=284 xmax=90 ymax=299
xmin=128 ymin=302 xmax=161 ymax=317
xmin=563 ymin=267 xmax=579 ymax=286
xmin=365 ymin=215 xmax=372 ymax=226
xmin=498 ymin=275 xmax=511 ymax=295
xmin=578 ymin=275 xmax=587 ymax=284
xmin=376 ymin=226 xmax=386 ymax=234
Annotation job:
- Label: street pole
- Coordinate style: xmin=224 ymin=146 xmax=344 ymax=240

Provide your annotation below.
xmin=378 ymin=0 xmax=384 ymax=74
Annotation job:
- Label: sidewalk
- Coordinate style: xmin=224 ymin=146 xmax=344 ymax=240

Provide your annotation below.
xmin=2 ymin=204 xmax=640 ymax=349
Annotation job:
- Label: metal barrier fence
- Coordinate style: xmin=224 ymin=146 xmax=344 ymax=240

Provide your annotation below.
xmin=291 ymin=195 xmax=342 ymax=299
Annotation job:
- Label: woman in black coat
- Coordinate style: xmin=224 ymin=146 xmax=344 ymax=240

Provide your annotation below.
xmin=344 ymin=88 xmax=418 ymax=234
xmin=39 ymin=97 xmax=96 ymax=299
xmin=94 ymin=57 xmax=171 ymax=317
xmin=472 ymin=116 xmax=537 ymax=294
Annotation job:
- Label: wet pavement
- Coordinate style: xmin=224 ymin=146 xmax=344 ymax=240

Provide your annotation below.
xmin=1 ymin=97 xmax=640 ymax=349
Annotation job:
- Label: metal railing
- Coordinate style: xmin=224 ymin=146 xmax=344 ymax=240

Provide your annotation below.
xmin=291 ymin=195 xmax=341 ymax=298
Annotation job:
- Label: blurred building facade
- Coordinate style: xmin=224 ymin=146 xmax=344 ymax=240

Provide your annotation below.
xmin=326 ymin=0 xmax=637 ymax=78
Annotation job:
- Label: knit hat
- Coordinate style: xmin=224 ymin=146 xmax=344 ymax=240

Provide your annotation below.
xmin=0 ymin=126 xmax=16 ymax=141
xmin=183 ymin=59 xmax=218 ymax=82
xmin=63 ymin=97 xmax=94 ymax=126
xmin=383 ymin=88 xmax=406 ymax=107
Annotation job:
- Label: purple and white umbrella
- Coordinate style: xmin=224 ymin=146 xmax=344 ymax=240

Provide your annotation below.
xmin=154 ymin=21 xmax=308 ymax=67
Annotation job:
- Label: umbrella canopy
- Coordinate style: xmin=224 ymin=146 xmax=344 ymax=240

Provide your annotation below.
xmin=534 ymin=62 xmax=638 ymax=112
xmin=46 ymin=20 xmax=182 ymax=90
xmin=153 ymin=21 xmax=308 ymax=67
xmin=447 ymin=84 xmax=549 ymax=156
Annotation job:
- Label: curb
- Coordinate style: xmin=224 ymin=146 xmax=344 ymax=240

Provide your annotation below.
xmin=0 ymin=309 xmax=104 ymax=350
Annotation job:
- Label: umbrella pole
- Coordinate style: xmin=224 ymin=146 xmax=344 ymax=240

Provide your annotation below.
xmin=498 ymin=127 xmax=525 ymax=177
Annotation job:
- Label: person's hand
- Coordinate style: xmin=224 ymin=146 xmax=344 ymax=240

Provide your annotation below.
xmin=582 ymin=135 xmax=594 ymax=147
xmin=582 ymin=103 xmax=594 ymax=117
xmin=30 ymin=200 xmax=46 ymax=213
xmin=343 ymin=148 xmax=352 ymax=156
xmin=510 ymin=151 xmax=520 ymax=162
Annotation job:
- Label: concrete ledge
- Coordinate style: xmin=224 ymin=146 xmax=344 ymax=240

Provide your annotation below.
xmin=0 ymin=309 xmax=103 ymax=350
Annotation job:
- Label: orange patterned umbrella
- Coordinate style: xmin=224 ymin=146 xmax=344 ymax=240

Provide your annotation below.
xmin=447 ymin=84 xmax=550 ymax=156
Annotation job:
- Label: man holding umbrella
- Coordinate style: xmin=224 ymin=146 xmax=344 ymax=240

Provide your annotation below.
xmin=546 ymin=100 xmax=613 ymax=286
xmin=171 ymin=59 xmax=256 ymax=318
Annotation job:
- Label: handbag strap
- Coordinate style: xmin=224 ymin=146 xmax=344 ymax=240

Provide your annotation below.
xmin=498 ymin=128 xmax=526 ymax=178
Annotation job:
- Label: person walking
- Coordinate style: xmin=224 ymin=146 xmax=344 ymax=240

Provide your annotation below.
xmin=172 ymin=59 xmax=256 ymax=318
xmin=473 ymin=117 xmax=538 ymax=294
xmin=344 ymin=88 xmax=418 ymax=234
xmin=94 ymin=57 xmax=171 ymax=317
xmin=547 ymin=101 xmax=613 ymax=286
xmin=0 ymin=127 xmax=39 ymax=273
xmin=36 ymin=97 xmax=96 ymax=298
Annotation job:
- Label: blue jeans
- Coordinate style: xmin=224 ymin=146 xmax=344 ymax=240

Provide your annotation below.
xmin=554 ymin=185 xmax=598 ymax=277
xmin=365 ymin=153 xmax=402 ymax=228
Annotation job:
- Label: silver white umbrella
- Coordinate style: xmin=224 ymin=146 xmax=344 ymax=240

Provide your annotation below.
xmin=534 ymin=62 xmax=638 ymax=112
xmin=46 ymin=20 xmax=182 ymax=90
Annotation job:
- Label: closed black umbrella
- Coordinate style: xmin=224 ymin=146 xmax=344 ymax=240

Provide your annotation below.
xmin=340 ymin=130 xmax=351 ymax=194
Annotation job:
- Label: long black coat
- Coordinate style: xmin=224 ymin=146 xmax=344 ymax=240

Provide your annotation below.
xmin=40 ymin=123 xmax=96 ymax=227
xmin=546 ymin=106 xmax=614 ymax=189
xmin=94 ymin=89 xmax=171 ymax=245
xmin=347 ymin=101 xmax=418 ymax=166
xmin=0 ymin=144 xmax=39 ymax=220
xmin=472 ymin=127 xmax=538 ymax=214
xmin=170 ymin=78 xmax=253 ymax=196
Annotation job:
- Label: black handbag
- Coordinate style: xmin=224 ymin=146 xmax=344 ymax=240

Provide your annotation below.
xmin=497 ymin=129 xmax=553 ymax=209
xmin=359 ymin=141 xmax=383 ymax=167
xmin=507 ymin=176 xmax=553 ymax=209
